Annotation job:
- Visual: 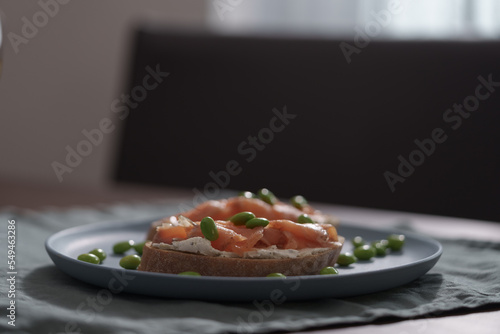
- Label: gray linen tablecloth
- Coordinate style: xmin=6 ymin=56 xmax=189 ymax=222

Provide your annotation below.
xmin=1 ymin=202 xmax=499 ymax=334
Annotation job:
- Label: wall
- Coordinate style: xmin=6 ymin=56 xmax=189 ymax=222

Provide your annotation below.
xmin=0 ymin=0 xmax=206 ymax=189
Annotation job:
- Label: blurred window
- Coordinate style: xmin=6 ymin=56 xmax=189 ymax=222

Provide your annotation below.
xmin=208 ymin=0 xmax=500 ymax=39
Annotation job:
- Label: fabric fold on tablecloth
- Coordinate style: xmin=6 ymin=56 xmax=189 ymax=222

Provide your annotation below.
xmin=0 ymin=204 xmax=499 ymax=334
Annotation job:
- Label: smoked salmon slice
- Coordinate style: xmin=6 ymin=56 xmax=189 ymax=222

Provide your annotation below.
xmin=153 ymin=217 xmax=339 ymax=256
xmin=148 ymin=195 xmax=337 ymax=241
xmin=174 ymin=196 xmax=338 ymax=226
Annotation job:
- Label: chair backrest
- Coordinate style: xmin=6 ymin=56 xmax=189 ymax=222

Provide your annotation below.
xmin=115 ymin=27 xmax=500 ymax=222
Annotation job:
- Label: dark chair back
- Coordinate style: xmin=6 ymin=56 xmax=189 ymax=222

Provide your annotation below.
xmin=115 ymin=28 xmax=500 ymax=222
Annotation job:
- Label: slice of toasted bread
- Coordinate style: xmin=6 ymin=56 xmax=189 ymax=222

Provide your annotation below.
xmin=138 ymin=238 xmax=344 ymax=277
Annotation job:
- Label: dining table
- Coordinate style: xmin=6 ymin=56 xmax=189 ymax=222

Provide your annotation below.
xmin=1 ymin=180 xmax=499 ymax=334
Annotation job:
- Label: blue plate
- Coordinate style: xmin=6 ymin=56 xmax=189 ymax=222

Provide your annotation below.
xmin=45 ymin=218 xmax=442 ymax=301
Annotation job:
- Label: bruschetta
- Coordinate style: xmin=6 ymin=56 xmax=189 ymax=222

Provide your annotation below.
xmin=139 ymin=207 xmax=343 ymax=276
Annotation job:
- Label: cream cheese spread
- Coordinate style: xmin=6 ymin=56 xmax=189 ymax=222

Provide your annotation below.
xmin=152 ymin=237 xmax=331 ymax=259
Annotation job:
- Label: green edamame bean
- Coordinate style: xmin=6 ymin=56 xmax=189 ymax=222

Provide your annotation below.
xmin=371 ymin=241 xmax=388 ymax=257
xmin=178 ymin=271 xmax=201 ymax=276
xmin=133 ymin=241 xmax=146 ymax=255
xmin=88 ymin=248 xmax=106 ymax=262
xmin=336 ymin=252 xmax=357 ymax=266
xmin=239 ymin=191 xmax=257 ymax=199
xmin=387 ymin=234 xmax=405 ymax=251
xmin=290 ymin=195 xmax=308 ymax=209
xmin=320 ymin=266 xmax=339 ymax=275
xmin=353 ymin=245 xmax=376 ymax=260
xmin=258 ymin=188 xmax=277 ymax=205
xmin=245 ymin=217 xmax=270 ymax=229
xmin=201 ymin=216 xmax=219 ymax=241
xmin=113 ymin=240 xmax=134 ymax=254
xmin=266 ymin=273 xmax=286 ymax=278
xmin=371 ymin=239 xmax=389 ymax=248
xmin=229 ymin=212 xmax=256 ymax=226
xmin=297 ymin=214 xmax=315 ymax=224
xmin=119 ymin=254 xmax=141 ymax=269
xmin=351 ymin=236 xmax=365 ymax=248
xmin=77 ymin=253 xmax=100 ymax=264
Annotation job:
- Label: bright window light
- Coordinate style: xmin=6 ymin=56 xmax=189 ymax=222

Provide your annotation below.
xmin=207 ymin=0 xmax=500 ymax=39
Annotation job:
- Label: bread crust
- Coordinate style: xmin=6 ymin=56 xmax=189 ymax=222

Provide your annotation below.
xmin=138 ymin=239 xmax=344 ymax=277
